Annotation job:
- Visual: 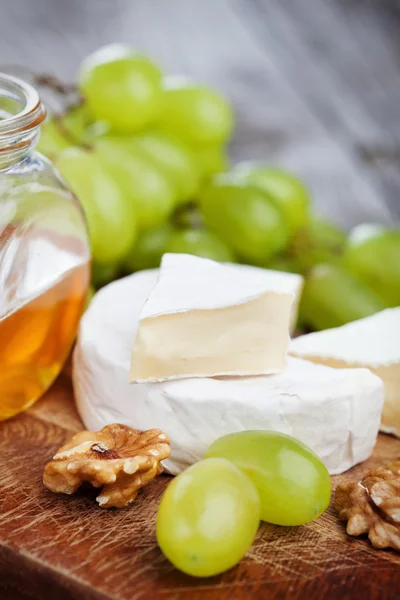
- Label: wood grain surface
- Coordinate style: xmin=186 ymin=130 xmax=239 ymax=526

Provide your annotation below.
xmin=0 ymin=375 xmax=399 ymax=600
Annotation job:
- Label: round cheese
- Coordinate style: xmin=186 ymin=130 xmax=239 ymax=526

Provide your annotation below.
xmin=73 ymin=269 xmax=384 ymax=476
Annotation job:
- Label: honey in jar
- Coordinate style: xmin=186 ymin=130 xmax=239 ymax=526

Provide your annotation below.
xmin=0 ymin=74 xmax=90 ymax=419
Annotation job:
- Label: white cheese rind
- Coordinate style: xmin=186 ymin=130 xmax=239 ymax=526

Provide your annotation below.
xmin=74 ymin=270 xmax=384 ymax=476
xmin=130 ymin=255 xmax=295 ymax=382
xmin=141 ymin=254 xmax=295 ymax=316
xmin=290 ymin=308 xmax=400 ymax=437
xmin=290 ymin=308 xmax=400 ymax=367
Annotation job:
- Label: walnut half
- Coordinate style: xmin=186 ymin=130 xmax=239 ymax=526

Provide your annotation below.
xmin=335 ymin=461 xmax=400 ymax=551
xmin=43 ymin=424 xmax=170 ymax=508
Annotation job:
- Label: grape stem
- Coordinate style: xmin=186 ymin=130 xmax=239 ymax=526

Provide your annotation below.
xmin=33 ymin=75 xmax=93 ymax=150
xmin=0 ymin=64 xmax=92 ymax=150
xmin=34 ymin=73 xmax=78 ymax=96
xmin=0 ymin=64 xmax=78 ymax=97
xmin=51 ymin=112 xmax=93 ymax=151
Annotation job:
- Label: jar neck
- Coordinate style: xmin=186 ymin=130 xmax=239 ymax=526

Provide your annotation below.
xmin=0 ymin=73 xmax=46 ymax=172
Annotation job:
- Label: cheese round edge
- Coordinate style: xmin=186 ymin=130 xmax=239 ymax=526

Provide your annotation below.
xmin=73 ymin=269 xmax=384 ymax=476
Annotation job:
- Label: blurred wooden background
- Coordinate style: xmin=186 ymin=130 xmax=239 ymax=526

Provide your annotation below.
xmin=1 ymin=0 xmax=399 ymax=227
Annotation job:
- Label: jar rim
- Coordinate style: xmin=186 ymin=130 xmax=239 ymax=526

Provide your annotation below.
xmin=0 ymin=72 xmax=46 ymax=137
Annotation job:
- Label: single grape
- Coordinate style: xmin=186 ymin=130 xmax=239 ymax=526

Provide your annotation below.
xmin=156 ymin=458 xmax=260 ymax=578
xmin=91 ymin=261 xmax=120 ymax=288
xmin=132 ymin=132 xmax=200 ymax=202
xmin=79 ymin=44 xmax=162 ymax=133
xmin=199 ymin=173 xmax=289 ymax=263
xmin=166 ymin=228 xmax=235 ymax=262
xmin=341 ymin=225 xmax=400 ymax=307
xmin=160 ymin=76 xmax=234 ymax=147
xmin=94 ymin=137 xmax=176 ymax=230
xmin=124 ymin=223 xmax=175 ymax=272
xmin=233 ymin=164 xmax=311 ymax=233
xmin=55 ymin=147 xmax=137 ymax=264
xmin=289 ymin=217 xmax=346 ymax=273
xmin=205 ymin=431 xmax=331 ymax=526
xmin=299 ymin=263 xmax=387 ymax=331
xmin=194 ymin=144 xmax=230 ymax=179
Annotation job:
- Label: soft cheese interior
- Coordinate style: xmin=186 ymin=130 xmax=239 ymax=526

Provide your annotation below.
xmin=74 ymin=267 xmax=384 ymax=476
xmin=290 ymin=308 xmax=400 ymax=437
xmin=130 ymin=254 xmax=294 ymax=382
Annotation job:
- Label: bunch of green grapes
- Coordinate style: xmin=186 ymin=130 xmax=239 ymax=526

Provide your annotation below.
xmin=297 ymin=224 xmax=400 ymax=330
xmin=38 ymin=43 xmax=399 ymax=327
xmin=38 ymin=44 xmax=234 ymax=280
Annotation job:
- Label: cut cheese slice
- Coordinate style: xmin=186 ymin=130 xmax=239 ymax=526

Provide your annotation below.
xmin=74 ymin=269 xmax=384 ymax=476
xmin=130 ymin=254 xmax=295 ymax=382
xmin=290 ymin=308 xmax=400 ymax=436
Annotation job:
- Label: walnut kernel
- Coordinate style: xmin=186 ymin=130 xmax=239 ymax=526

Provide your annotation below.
xmin=335 ymin=460 xmax=400 ymax=551
xmin=43 ymin=424 xmax=170 ymax=508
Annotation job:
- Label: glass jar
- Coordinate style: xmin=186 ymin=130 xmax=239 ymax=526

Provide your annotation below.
xmin=0 ymin=73 xmax=91 ymax=420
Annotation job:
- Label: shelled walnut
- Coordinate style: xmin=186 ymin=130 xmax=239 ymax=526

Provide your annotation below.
xmin=335 ymin=461 xmax=400 ymax=551
xmin=43 ymin=424 xmax=170 ymax=508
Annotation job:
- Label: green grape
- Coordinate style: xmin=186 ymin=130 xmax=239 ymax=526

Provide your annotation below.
xmin=55 ymin=147 xmax=137 ymax=264
xmin=233 ymin=164 xmax=310 ymax=233
xmin=289 ymin=217 xmax=346 ymax=273
xmin=132 ymin=132 xmax=200 ymax=202
xmin=194 ymin=144 xmax=230 ymax=179
xmin=91 ymin=261 xmax=120 ymax=288
xmin=166 ymin=228 xmax=235 ymax=262
xmin=160 ymin=76 xmax=234 ymax=147
xmin=206 ymin=431 xmax=331 ymax=526
xmin=299 ymin=263 xmax=387 ymax=331
xmin=156 ymin=458 xmax=260 ymax=578
xmin=199 ymin=173 xmax=289 ymax=264
xmin=342 ymin=225 xmax=400 ymax=307
xmin=124 ymin=223 xmax=175 ymax=272
xmin=79 ymin=44 xmax=162 ymax=133
xmin=94 ymin=137 xmax=176 ymax=230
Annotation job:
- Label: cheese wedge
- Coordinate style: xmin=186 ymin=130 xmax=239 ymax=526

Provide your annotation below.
xmin=74 ymin=269 xmax=384 ymax=476
xmin=130 ymin=254 xmax=294 ymax=382
xmin=290 ymin=308 xmax=400 ymax=436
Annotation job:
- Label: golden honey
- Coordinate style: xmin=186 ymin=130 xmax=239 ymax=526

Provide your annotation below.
xmin=0 ymin=222 xmax=90 ymax=420
xmin=0 ymin=262 xmax=89 ymax=420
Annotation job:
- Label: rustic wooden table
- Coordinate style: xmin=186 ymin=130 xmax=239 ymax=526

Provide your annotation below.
xmin=1 ymin=1 xmax=400 ymax=598
xmin=1 ymin=376 xmax=400 ymax=600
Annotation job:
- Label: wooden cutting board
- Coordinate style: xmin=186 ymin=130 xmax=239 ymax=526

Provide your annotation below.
xmin=1 ymin=374 xmax=400 ymax=600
